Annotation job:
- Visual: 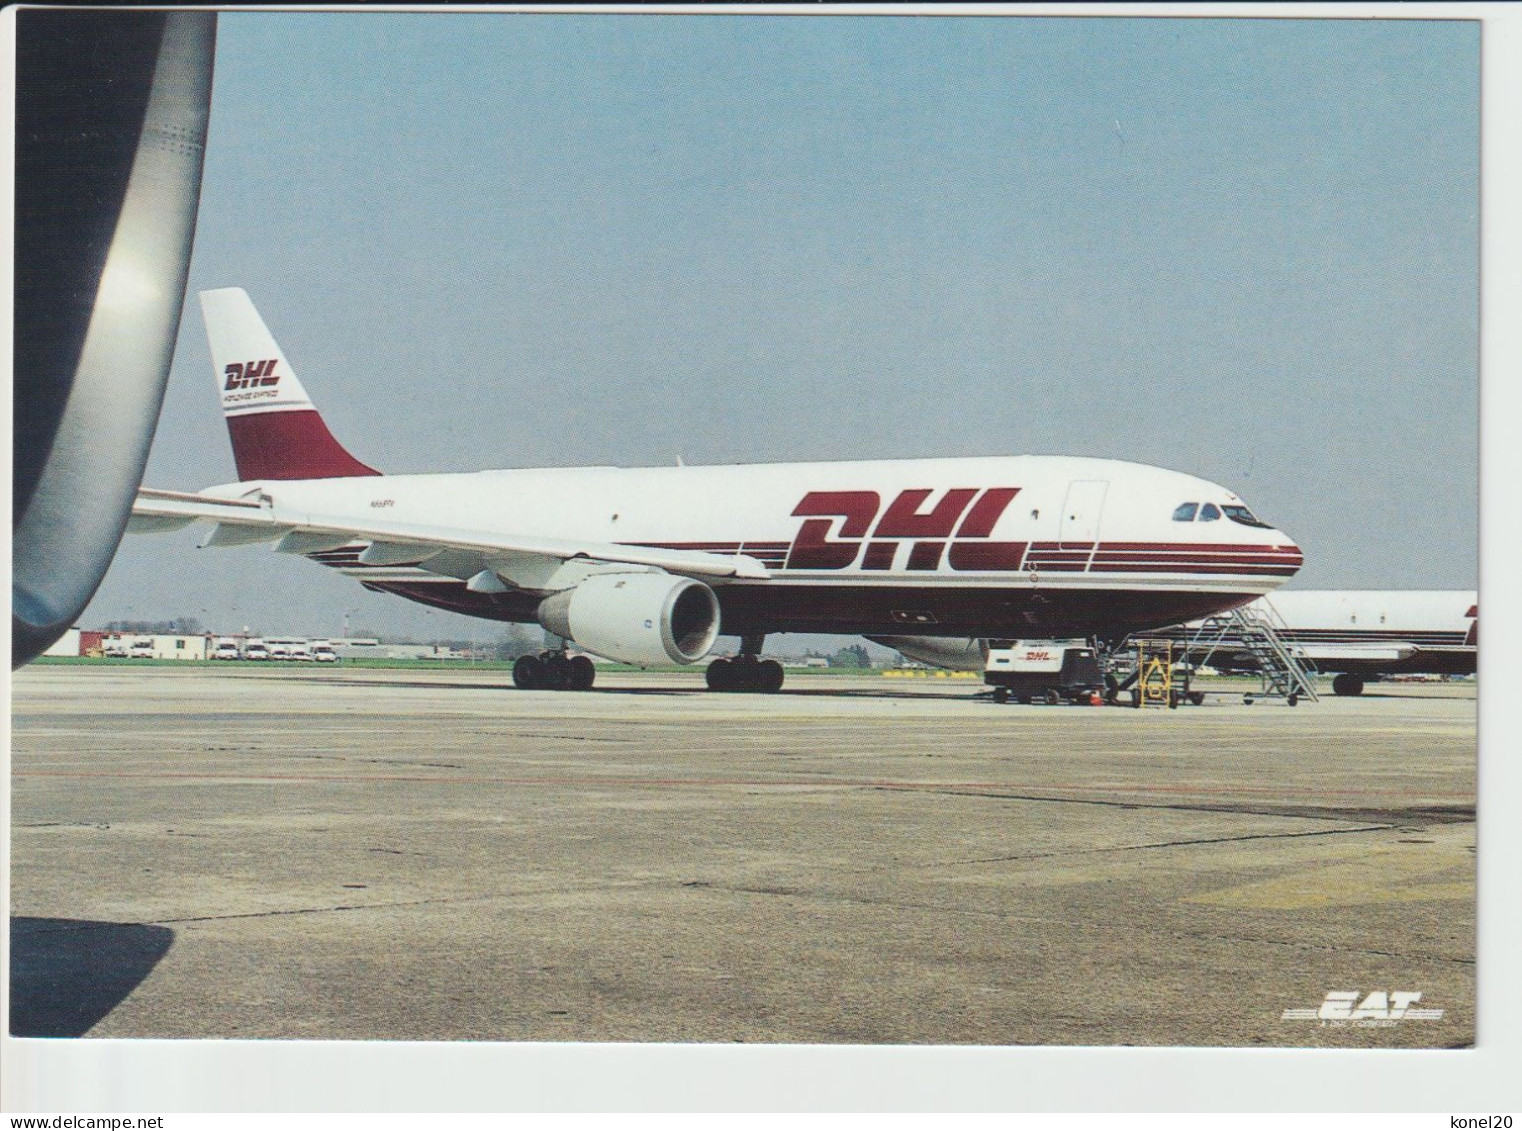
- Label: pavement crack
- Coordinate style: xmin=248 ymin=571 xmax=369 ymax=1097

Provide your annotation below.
xmin=271 ymin=752 xmax=467 ymax=770
xmin=508 ymin=732 xmax=637 ymax=744
xmin=1185 ymin=930 xmax=1475 ymax=966
xmin=942 ymin=823 xmax=1396 ymax=867
xmin=16 ymin=821 xmax=112 ymax=829
xmin=886 ymin=786 xmax=1473 ymax=827
xmin=147 ymin=888 xmax=575 ymax=926
xmin=153 ymin=905 xmax=377 ymax=924
xmin=683 ymin=883 xmax=1472 ymax=966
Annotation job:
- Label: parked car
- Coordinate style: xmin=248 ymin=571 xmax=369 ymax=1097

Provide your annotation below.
xmin=128 ymin=638 xmax=155 ymax=659
xmin=310 ymin=642 xmax=339 ymax=663
xmin=244 ymin=640 xmax=270 ymax=661
xmin=212 ymin=638 xmax=242 ymax=660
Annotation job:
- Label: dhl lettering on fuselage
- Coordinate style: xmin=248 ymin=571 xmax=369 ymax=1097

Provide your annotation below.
xmin=786 ymin=487 xmax=1025 ymax=572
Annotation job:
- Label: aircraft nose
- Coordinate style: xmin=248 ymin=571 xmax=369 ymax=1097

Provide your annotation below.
xmin=1268 ymin=532 xmax=1304 ymax=575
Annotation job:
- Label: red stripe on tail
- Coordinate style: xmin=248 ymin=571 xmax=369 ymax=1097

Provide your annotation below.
xmin=227 ymin=410 xmax=380 ymax=480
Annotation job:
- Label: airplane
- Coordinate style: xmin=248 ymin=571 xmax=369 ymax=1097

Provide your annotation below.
xmin=1185 ymin=589 xmax=1477 ymax=696
xmin=878 ymin=590 xmax=1477 ymax=698
xmin=128 ymin=288 xmax=1305 ymax=693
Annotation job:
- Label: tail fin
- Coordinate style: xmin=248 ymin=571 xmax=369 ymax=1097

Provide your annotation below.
xmin=200 ymin=288 xmax=380 ymax=480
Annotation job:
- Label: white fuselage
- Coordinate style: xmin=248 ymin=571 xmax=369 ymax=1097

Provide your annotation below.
xmin=1160 ymin=589 xmax=1477 ymax=679
xmin=1254 ymin=590 xmax=1477 ymax=674
xmin=210 ymin=454 xmax=1302 ymax=642
xmin=1257 ymin=590 xmax=1476 ymax=638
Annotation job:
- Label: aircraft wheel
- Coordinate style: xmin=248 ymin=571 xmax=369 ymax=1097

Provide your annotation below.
xmin=992 ymin=686 xmax=1010 ymax=704
xmin=512 ymin=654 xmax=543 ymax=690
xmin=1287 ymin=693 xmax=1299 ymax=707
xmin=1188 ymin=692 xmax=1206 ymax=706
xmin=706 ymin=657 xmax=733 ymax=691
xmin=548 ymin=654 xmax=575 ymax=690
xmin=568 ymin=655 xmax=596 ymax=691
xmin=1044 ymin=689 xmax=1062 ymax=706
xmin=1332 ymin=674 xmax=1365 ymax=697
xmin=1243 ymin=695 xmax=1254 ymax=705
xmin=757 ymin=659 xmax=784 ymax=693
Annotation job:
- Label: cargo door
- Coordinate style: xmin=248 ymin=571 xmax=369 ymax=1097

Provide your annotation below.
xmin=1059 ymin=480 xmax=1108 ymax=549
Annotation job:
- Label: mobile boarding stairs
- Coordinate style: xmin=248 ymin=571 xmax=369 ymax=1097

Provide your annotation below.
xmin=1180 ymin=603 xmax=1320 ymax=705
xmin=1106 ymin=604 xmax=1320 ymax=707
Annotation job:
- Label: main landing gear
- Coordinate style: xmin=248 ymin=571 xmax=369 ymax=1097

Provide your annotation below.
xmin=513 ymin=650 xmax=596 ymax=691
xmin=706 ymin=635 xmax=784 ymax=693
xmin=1331 ymin=674 xmax=1366 ymax=697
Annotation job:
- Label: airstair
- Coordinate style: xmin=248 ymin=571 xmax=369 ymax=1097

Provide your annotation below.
xmin=1185 ymin=603 xmax=1319 ymax=704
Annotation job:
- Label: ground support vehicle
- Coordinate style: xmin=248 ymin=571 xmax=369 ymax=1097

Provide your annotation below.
xmin=982 ymin=640 xmax=1107 ymax=705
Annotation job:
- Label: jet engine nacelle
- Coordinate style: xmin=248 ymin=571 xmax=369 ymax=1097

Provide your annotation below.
xmin=866 ymin=635 xmax=990 ymax=672
xmin=537 ymin=572 xmax=720 ymax=667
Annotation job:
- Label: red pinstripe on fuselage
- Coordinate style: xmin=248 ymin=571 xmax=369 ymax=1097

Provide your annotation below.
xmin=217 ymin=453 xmax=1301 ymax=643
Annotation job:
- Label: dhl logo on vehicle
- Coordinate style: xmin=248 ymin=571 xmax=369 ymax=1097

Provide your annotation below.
xmin=223 ymin=359 xmax=281 ymax=391
xmin=787 ymin=487 xmax=1024 ymax=572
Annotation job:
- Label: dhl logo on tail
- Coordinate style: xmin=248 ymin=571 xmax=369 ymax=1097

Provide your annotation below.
xmin=224 ymin=359 xmax=281 ymax=391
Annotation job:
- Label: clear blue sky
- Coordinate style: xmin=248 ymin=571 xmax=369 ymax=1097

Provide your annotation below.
xmin=88 ymin=12 xmax=1479 ymax=642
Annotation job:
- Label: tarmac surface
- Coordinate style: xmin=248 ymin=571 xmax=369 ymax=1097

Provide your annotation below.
xmin=9 ymin=664 xmax=1476 ymax=1047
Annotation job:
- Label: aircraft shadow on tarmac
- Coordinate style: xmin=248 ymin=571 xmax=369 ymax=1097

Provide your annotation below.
xmin=9 ymin=917 xmax=174 ymax=1037
xmin=296 ymin=674 xmax=976 ymax=701
xmin=243 ymin=671 xmax=1477 ymax=704
xmin=1355 ymin=689 xmax=1475 ymax=700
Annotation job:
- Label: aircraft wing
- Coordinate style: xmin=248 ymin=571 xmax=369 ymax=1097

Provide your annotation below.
xmin=1292 ymin=642 xmax=1416 ymax=664
xmin=129 ymin=487 xmax=772 ymax=588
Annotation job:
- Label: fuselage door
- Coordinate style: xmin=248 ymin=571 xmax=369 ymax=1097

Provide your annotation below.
xmin=1060 ymin=480 xmax=1108 ymax=548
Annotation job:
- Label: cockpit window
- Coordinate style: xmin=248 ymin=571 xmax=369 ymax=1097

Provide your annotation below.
xmin=1198 ymin=503 xmax=1221 ymax=521
xmin=1172 ymin=503 xmax=1198 ymax=522
xmin=1222 ymin=505 xmax=1272 ymax=529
